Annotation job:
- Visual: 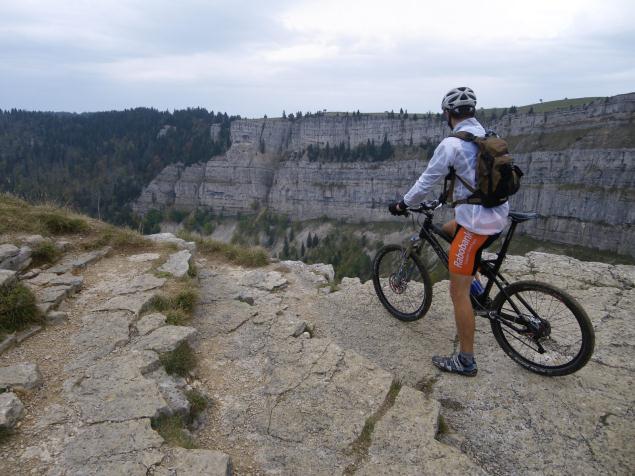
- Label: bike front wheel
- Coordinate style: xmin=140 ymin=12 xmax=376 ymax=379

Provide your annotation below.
xmin=491 ymin=280 xmax=595 ymax=376
xmin=372 ymin=244 xmax=433 ymax=321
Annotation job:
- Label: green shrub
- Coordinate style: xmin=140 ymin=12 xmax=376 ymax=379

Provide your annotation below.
xmin=160 ymin=342 xmax=197 ymax=377
xmin=0 ymin=284 xmax=43 ymax=333
xmin=151 ymin=414 xmax=196 ymax=449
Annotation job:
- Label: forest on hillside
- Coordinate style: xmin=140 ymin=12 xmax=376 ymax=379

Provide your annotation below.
xmin=0 ymin=108 xmax=235 ymax=225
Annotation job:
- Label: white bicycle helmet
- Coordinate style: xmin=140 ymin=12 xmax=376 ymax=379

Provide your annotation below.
xmin=441 ymin=87 xmax=477 ymax=112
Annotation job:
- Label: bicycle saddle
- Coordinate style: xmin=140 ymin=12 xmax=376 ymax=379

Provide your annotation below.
xmin=509 ymin=211 xmax=539 ymax=223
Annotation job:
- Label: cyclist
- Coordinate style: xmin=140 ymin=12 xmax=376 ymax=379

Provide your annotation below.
xmin=389 ymin=87 xmax=509 ymax=376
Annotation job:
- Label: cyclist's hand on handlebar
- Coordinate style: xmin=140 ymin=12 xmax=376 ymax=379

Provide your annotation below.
xmin=388 ymin=200 xmax=409 ymax=216
xmin=421 ymin=199 xmax=440 ymax=210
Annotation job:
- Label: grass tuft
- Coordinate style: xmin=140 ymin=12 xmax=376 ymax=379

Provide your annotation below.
xmin=160 ymin=342 xmax=197 ymax=377
xmin=145 ymin=289 xmax=198 ymax=324
xmin=30 ymin=241 xmax=61 ymax=267
xmin=165 ymin=309 xmax=189 ymax=326
xmin=151 ymin=414 xmax=196 ymax=449
xmin=0 ymin=283 xmax=43 ymax=334
xmin=187 ymin=260 xmax=197 ymax=278
xmin=437 ymin=414 xmax=449 ymax=436
xmin=177 ymin=231 xmax=269 ymax=268
xmin=186 ymin=389 xmax=209 ymax=418
xmin=37 ymin=213 xmax=89 ymax=235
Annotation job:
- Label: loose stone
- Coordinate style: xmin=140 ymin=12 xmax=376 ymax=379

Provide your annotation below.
xmin=0 ymin=392 xmax=25 ymax=429
xmin=0 ymin=363 xmax=43 ymax=392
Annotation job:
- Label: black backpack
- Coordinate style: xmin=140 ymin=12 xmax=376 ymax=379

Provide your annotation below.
xmin=442 ymin=131 xmax=523 ymax=208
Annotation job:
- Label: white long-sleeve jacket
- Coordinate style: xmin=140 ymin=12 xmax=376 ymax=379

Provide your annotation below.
xmin=403 ymin=117 xmax=509 ymax=235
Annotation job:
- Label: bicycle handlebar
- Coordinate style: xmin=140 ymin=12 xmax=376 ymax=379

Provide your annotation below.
xmin=406 ymin=199 xmax=443 ymax=214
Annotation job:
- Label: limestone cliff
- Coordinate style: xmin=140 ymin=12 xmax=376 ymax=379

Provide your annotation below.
xmin=134 ymin=93 xmax=635 ymax=256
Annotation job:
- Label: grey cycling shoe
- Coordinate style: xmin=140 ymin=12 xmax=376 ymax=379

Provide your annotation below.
xmin=432 ymin=354 xmax=478 ymax=377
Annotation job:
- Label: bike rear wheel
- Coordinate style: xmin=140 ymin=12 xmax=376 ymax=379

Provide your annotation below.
xmin=491 ymin=280 xmax=594 ymax=376
xmin=372 ymin=245 xmax=433 ymax=321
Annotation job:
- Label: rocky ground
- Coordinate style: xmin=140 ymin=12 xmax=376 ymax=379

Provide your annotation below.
xmin=1 ymin=234 xmax=633 ymax=475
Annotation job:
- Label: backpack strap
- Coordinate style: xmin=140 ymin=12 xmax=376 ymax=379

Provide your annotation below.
xmin=442 ymin=167 xmax=478 ymax=207
xmin=443 ymin=132 xmax=480 ymax=206
xmin=449 ymin=131 xmax=477 ymax=142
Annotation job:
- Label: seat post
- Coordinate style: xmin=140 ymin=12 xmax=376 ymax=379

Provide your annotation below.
xmin=492 ymin=220 xmax=518 ymax=273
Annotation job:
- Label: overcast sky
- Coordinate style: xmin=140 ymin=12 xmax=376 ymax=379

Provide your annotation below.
xmin=1 ymin=0 xmax=633 ymax=117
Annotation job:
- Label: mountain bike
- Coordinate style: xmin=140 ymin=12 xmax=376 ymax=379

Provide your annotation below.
xmin=372 ymin=200 xmax=595 ymax=376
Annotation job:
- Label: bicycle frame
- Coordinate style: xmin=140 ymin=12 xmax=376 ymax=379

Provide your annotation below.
xmin=405 ymin=207 xmax=548 ymax=341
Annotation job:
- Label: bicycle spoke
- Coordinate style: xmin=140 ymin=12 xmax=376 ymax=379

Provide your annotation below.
xmin=492 ymin=281 xmax=593 ymax=374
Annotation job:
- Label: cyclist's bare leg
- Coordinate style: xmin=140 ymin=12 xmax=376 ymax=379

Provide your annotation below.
xmin=449 ymin=272 xmax=475 ymax=354
xmin=442 ymin=219 xmax=457 ymax=237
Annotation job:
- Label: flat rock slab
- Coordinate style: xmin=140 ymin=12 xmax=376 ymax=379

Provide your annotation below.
xmin=0 ymin=246 xmax=31 ymax=271
xmin=133 ymin=325 xmax=197 ymax=353
xmin=147 ymin=367 xmax=190 ymax=416
xmin=28 ymin=272 xmax=83 ymax=290
xmin=0 ymin=244 xmax=19 ymax=262
xmin=60 ymin=418 xmax=164 ymax=475
xmin=48 ymin=247 xmax=111 ymax=274
xmin=0 ymin=269 xmax=17 ymax=289
xmin=67 ymin=311 xmax=132 ymax=370
xmin=35 ymin=285 xmax=72 ymax=306
xmin=164 ymin=448 xmax=232 ymax=476
xmin=136 ymin=313 xmax=167 ymax=336
xmin=92 ymin=292 xmax=156 ymax=315
xmin=0 ymin=334 xmax=16 ymax=353
xmin=158 ymin=250 xmax=192 ymax=278
xmin=16 ymin=325 xmax=43 ymax=343
xmin=242 ymin=340 xmax=394 ymax=474
xmin=361 ymin=387 xmax=484 ymax=475
xmin=127 ymin=253 xmax=161 ymax=262
xmin=239 ymin=270 xmax=287 ymax=291
xmin=0 ymin=363 xmax=42 ymax=391
xmin=146 ymin=233 xmax=196 ymax=251
xmin=281 ymin=260 xmax=335 ymax=282
xmin=0 ymin=392 xmax=25 ymax=429
xmin=110 ymin=274 xmax=166 ymax=295
xmin=66 ymin=352 xmax=167 ymax=423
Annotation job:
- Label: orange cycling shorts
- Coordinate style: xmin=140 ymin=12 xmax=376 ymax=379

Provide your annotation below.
xmin=449 ymin=226 xmax=498 ymax=276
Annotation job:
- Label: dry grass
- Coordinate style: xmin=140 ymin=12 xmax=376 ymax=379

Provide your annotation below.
xmin=0 ymin=193 xmax=154 ymax=254
xmin=0 ymin=194 xmax=90 ymax=236
xmin=177 ymin=230 xmax=269 ymax=268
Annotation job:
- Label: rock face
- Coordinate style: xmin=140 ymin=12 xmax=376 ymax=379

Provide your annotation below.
xmin=134 ymin=93 xmax=635 ymax=256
